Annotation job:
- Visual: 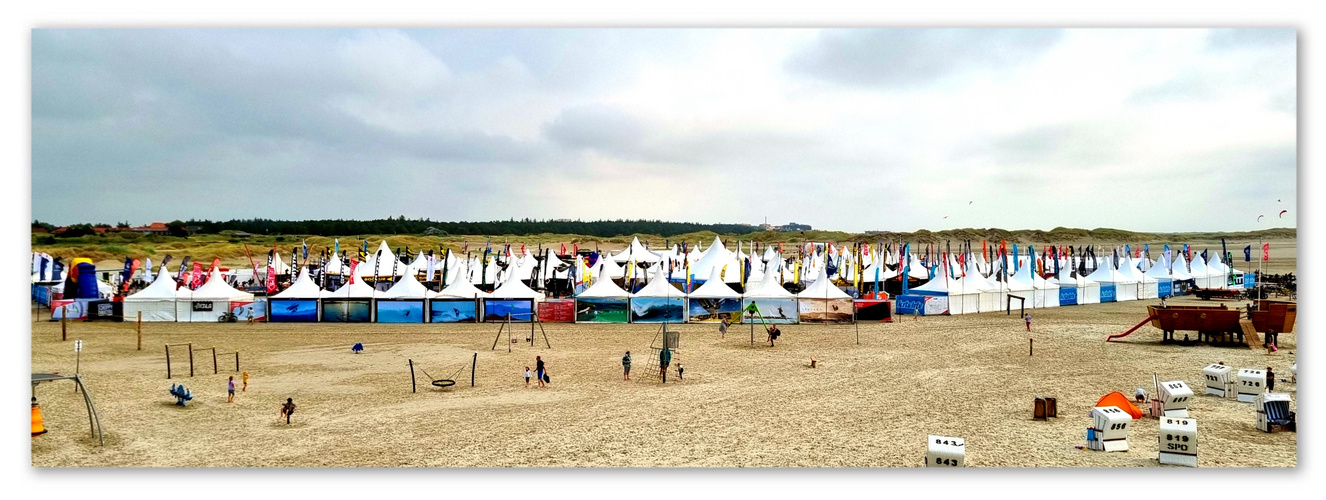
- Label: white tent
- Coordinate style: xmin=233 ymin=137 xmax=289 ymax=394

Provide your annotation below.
xmin=489 ymin=271 xmax=545 ymax=301
xmin=633 ymin=267 xmax=688 ymax=299
xmin=271 ymin=268 xmax=323 ymax=299
xmin=611 ymin=237 xmax=662 ymax=263
xmin=1169 ymin=254 xmax=1193 ymax=281
xmin=577 ymin=264 xmax=632 ymax=298
xmin=177 ymin=269 xmax=254 ymax=322
xmin=432 ymin=274 xmax=490 ymax=299
xmin=123 ymin=270 xmax=183 ymax=322
xmin=1205 ymin=254 xmax=1230 ymax=289
xmin=1085 ymin=260 xmax=1137 ymax=302
xmin=1189 ymin=255 xmax=1210 ymax=288
xmin=1144 ymin=254 xmax=1175 ymax=297
xmin=321 ymin=278 xmax=377 ymax=299
xmin=742 ymin=262 xmax=797 ymax=323
xmin=364 ymin=241 xmax=404 ymax=277
xmin=689 ymin=267 xmax=742 ymax=299
xmin=380 ymin=272 xmax=429 ymax=299
xmin=797 ymin=268 xmax=852 ymax=300
xmin=909 ymin=272 xmax=973 ymax=315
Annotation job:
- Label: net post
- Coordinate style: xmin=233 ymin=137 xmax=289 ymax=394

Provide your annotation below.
xmin=409 ymin=359 xmax=416 ymax=393
xmin=165 ymin=344 xmax=171 ymax=379
xmin=471 ymin=352 xmax=477 ymax=387
xmin=212 ymin=347 xmax=218 ymax=374
xmin=188 ymin=343 xmax=194 ymax=377
xmin=137 ymin=311 xmax=143 ymax=351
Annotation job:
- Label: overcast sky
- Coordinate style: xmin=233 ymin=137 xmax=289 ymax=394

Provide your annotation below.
xmin=31 ymin=28 xmax=1296 ymax=232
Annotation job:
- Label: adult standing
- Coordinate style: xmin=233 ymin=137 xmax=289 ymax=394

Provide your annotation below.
xmin=622 ymin=351 xmax=632 ymax=381
xmin=535 ymin=355 xmax=546 ymax=388
xmin=659 ymin=347 xmax=672 ymax=383
xmin=1266 ymin=366 xmax=1276 ymax=391
xmin=719 ymin=316 xmax=731 ymax=339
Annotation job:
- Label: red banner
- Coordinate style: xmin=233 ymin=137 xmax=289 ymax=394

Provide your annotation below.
xmin=265 ymin=264 xmax=278 ymax=293
xmin=1263 ymin=243 xmax=1270 ymax=262
xmin=190 ymin=262 xmax=203 ymax=289
xmin=347 ymin=259 xmax=359 ymax=284
xmin=123 ymin=259 xmax=141 ymax=292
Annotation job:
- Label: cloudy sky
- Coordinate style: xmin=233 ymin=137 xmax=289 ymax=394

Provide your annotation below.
xmin=31 ymin=28 xmax=1296 ymax=232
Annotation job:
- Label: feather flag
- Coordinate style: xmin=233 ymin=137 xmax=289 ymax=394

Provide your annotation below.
xmin=347 ymin=259 xmax=359 ymax=285
xmin=1262 ymin=243 xmax=1270 ymax=261
xmin=177 ymin=256 xmax=193 ymax=287
xmin=191 ymin=261 xmax=204 ymax=290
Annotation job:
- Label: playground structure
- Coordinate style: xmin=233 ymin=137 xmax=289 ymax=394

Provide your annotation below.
xmin=1107 ymin=301 xmax=1296 ymax=346
xmin=638 ymin=323 xmax=681 ymax=383
xmin=165 ymin=343 xmax=240 ymax=378
xmin=489 ymin=312 xmax=552 ymax=352
xmin=31 ymin=372 xmax=104 ymax=446
xmin=169 ymin=383 xmax=194 ymax=406
xmin=409 ymin=353 xmax=477 ymax=392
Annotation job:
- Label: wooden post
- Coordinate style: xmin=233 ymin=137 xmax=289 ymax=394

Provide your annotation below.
xmin=61 ymin=311 xmax=67 ymax=341
xmin=188 ymin=343 xmax=194 ymax=377
xmin=165 ymin=345 xmax=172 ymax=379
xmin=507 ymin=313 xmax=512 ymax=353
xmin=235 ymin=352 xmax=240 ymax=372
xmin=409 ymin=359 xmax=416 ymax=393
xmin=1029 ymin=338 xmax=1033 ymax=356
xmin=212 ymin=347 xmax=218 ymax=374
xmin=471 ymin=352 xmax=477 ymax=387
xmin=137 ymin=311 xmax=143 ymax=351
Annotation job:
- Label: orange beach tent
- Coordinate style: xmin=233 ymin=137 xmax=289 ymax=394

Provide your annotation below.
xmin=1094 ymin=391 xmax=1144 ymax=419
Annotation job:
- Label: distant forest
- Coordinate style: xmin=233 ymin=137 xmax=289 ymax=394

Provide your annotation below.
xmin=42 ymin=217 xmax=764 ymax=238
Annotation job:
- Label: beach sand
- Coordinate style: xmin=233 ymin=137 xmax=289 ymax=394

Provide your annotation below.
xmin=30 ymin=292 xmax=1296 ymax=467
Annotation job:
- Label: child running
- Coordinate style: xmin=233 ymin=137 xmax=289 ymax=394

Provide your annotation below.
xmin=227 ymin=376 xmax=236 ymax=403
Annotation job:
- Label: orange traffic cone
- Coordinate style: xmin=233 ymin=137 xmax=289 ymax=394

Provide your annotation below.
xmin=31 ymin=398 xmax=47 ymax=436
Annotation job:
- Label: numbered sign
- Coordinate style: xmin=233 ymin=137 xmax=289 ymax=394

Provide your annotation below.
xmin=1158 ymin=416 xmax=1197 ymax=467
xmin=1236 ymin=368 xmax=1266 ymax=403
xmin=1203 ymin=364 xmax=1233 ymax=397
xmin=1159 ymin=380 xmax=1193 ymax=417
xmin=1089 ymin=406 xmax=1131 ymax=452
xmin=74 ymin=339 xmax=83 ymax=352
xmin=925 ymin=435 xmax=966 ymax=467
xmin=1255 ymin=392 xmax=1293 ymax=433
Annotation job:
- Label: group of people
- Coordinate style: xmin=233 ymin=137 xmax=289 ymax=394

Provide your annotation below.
xmin=207 ymin=371 xmax=298 ymax=425
xmin=621 ymin=349 xmax=683 ymax=382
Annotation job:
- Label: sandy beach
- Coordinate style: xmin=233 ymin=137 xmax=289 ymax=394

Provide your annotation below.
xmin=30 ymin=292 xmax=1296 ymax=467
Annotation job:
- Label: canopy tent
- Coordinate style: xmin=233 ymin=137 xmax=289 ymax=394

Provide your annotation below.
xmin=611 ymin=237 xmax=662 ymax=263
xmin=1117 ymin=256 xmax=1158 ymax=299
xmin=686 ymin=266 xmax=743 ymax=323
xmin=1204 ymin=254 xmax=1230 ymax=289
xmin=577 ymin=264 xmax=632 ymax=298
xmin=177 ymin=269 xmax=255 ymax=322
xmin=1168 ymin=254 xmax=1193 ymax=281
xmin=376 ymin=272 xmax=428 ymax=323
xmin=742 ymin=262 xmax=797 ymax=324
xmin=797 ymin=267 xmax=853 ymax=323
xmin=489 ymin=271 xmax=545 ymax=301
xmin=1006 ymin=258 xmax=1058 ymax=308
xmin=269 ymin=268 xmax=322 ymax=322
xmin=1085 ymin=261 xmax=1136 ymax=302
xmin=320 ymin=274 xmax=376 ymax=322
xmin=123 ymin=269 xmax=184 ymax=322
xmin=1144 ymin=255 xmax=1176 ymax=297
xmin=363 ymin=241 xmax=404 ymax=277
xmin=1189 ymin=255 xmax=1211 ymax=289
xmin=908 ymin=272 xmax=976 ymax=315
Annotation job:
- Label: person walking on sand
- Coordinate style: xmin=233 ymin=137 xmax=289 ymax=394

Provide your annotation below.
xmin=535 ymin=356 xmax=546 ymax=388
xmin=719 ymin=316 xmax=731 ymax=339
xmin=622 ymin=351 xmax=632 ymax=381
xmin=1266 ymin=366 xmax=1276 ymax=391
xmin=227 ymin=376 xmax=236 ymax=403
xmin=241 ymin=371 xmax=249 ymax=392
xmin=766 ymin=325 xmax=781 ymax=347
xmin=278 ymin=398 xmax=296 ymax=424
xmin=677 ymin=363 xmax=684 ymax=381
xmin=1024 ymin=313 xmax=1032 ymax=332
xmin=659 ymin=347 xmax=672 ymax=383
xmin=525 ymin=366 xmax=532 ymax=387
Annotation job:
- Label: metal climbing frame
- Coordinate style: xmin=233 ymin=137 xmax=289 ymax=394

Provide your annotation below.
xmin=32 ymin=373 xmax=104 ymax=446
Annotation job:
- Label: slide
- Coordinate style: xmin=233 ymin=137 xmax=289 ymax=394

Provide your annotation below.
xmin=1107 ymin=315 xmax=1157 ymax=342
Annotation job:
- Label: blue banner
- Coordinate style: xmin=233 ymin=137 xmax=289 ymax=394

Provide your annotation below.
xmin=895 ymin=295 xmax=927 ymax=315
xmin=1157 ymin=280 xmax=1172 ymax=298
xmin=1058 ymin=287 xmax=1078 ymax=305
xmin=1100 ymin=285 xmax=1117 ymax=303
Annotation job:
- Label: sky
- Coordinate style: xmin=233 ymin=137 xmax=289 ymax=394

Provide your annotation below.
xmin=31 ymin=28 xmax=1297 ymax=232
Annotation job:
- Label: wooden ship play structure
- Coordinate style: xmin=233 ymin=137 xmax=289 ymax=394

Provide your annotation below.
xmin=1107 ymin=299 xmax=1296 ymax=347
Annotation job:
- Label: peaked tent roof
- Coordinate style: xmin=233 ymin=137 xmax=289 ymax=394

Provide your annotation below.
xmin=633 ymin=267 xmax=687 ymax=298
xmin=321 ymin=277 xmax=377 ymax=298
xmin=612 ymin=237 xmax=662 ymax=263
xmin=744 ymin=263 xmax=795 ymax=298
xmin=489 ymin=271 xmax=544 ymax=300
xmin=688 ymin=267 xmax=742 ymax=299
xmin=577 ymin=264 xmax=632 ymax=298
xmin=379 ymin=271 xmax=430 ymax=299
xmin=797 ymin=268 xmax=852 ymax=299
xmin=432 ymin=271 xmax=489 ymax=299
xmin=911 ymin=272 xmax=964 ymax=294
xmin=188 ymin=269 xmax=254 ymax=301
xmin=1169 ymin=254 xmax=1193 ymax=280
xmin=125 ymin=269 xmax=182 ymax=300
xmin=1086 ymin=260 xmax=1135 ymax=283
xmin=271 ymin=268 xmax=324 ymax=299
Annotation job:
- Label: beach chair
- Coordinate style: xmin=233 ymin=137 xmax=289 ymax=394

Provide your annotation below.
xmin=1033 ymin=396 xmax=1057 ymax=420
xmin=169 ymin=384 xmax=194 ymax=406
xmin=1256 ymin=393 xmax=1295 ymax=433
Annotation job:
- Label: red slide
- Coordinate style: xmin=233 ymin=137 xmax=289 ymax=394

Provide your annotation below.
xmin=1107 ymin=315 xmax=1157 ymax=342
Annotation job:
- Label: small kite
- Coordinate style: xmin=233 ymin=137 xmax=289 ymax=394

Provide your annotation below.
xmin=968 ymin=201 xmax=972 ymax=205
xmin=943 ymin=216 xmax=949 ymax=219
xmin=1257 ymin=215 xmax=1264 ymax=222
xmin=1279 ymin=210 xmax=1288 ymax=218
